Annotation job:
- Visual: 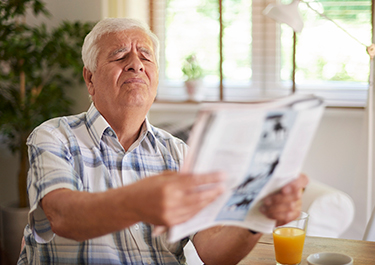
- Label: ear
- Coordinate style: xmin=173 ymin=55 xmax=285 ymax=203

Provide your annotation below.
xmin=83 ymin=67 xmax=95 ymax=96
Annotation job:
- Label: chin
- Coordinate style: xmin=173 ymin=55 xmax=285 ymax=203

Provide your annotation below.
xmin=120 ymin=88 xmax=156 ymax=107
xmin=124 ymin=96 xmax=153 ymax=109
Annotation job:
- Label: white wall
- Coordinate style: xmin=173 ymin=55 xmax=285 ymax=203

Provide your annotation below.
xmin=302 ymin=108 xmax=369 ymax=240
xmin=25 ymin=0 xmax=103 ymax=115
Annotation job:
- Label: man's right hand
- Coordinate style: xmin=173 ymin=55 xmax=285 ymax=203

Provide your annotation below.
xmin=128 ymin=171 xmax=226 ymax=227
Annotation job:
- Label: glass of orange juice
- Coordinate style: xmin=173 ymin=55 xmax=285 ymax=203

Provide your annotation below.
xmin=273 ymin=212 xmax=309 ymax=265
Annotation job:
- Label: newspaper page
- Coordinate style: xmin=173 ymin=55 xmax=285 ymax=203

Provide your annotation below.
xmin=167 ymin=94 xmax=325 ymax=243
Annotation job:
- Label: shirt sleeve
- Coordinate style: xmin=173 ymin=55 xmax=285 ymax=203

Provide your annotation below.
xmin=26 ymin=121 xmax=83 ymax=243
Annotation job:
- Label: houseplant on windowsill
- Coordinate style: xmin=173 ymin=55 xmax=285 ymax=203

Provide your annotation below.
xmin=182 ymin=53 xmax=205 ymax=101
xmin=0 ymin=0 xmax=94 ymax=263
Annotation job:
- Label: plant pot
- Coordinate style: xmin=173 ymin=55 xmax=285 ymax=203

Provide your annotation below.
xmin=0 ymin=202 xmax=29 ymax=265
xmin=184 ymin=79 xmax=205 ymax=102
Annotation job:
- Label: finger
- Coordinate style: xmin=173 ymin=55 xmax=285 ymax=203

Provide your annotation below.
xmin=262 ymin=186 xmax=303 ymax=211
xmin=264 ymin=188 xmax=304 ymax=207
xmin=262 ymin=208 xmax=302 ymax=226
xmin=275 ymin=209 xmax=301 ymax=226
xmin=185 ymin=172 xmax=227 ymax=191
xmin=137 ymin=171 xmax=226 ymax=226
xmin=260 ymin=199 xmax=302 ymax=224
xmin=168 ymin=181 xmax=226 ymax=222
xmin=262 ymin=173 xmax=308 ymax=204
xmin=153 ymin=174 xmax=226 ymax=226
xmin=262 ymin=198 xmax=302 ymax=215
xmin=281 ymin=173 xmax=309 ymax=195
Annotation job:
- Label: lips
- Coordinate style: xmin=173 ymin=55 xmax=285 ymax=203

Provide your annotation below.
xmin=123 ymin=78 xmax=147 ymax=85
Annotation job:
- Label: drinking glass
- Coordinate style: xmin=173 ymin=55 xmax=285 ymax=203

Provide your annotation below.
xmin=273 ymin=212 xmax=309 ymax=265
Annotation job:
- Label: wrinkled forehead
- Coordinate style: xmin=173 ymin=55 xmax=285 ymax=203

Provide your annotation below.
xmin=97 ymin=29 xmax=154 ymax=54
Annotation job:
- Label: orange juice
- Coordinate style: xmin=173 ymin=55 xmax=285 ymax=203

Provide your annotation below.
xmin=273 ymin=227 xmax=306 ymax=264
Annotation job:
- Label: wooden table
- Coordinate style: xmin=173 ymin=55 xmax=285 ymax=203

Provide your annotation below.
xmin=238 ymin=234 xmax=375 ymax=264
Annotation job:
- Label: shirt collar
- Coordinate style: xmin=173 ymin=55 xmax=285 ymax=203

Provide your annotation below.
xmin=85 ymin=103 xmax=111 ymax=148
xmin=85 ymin=103 xmax=157 ymax=151
xmin=127 ymin=117 xmax=157 ymax=152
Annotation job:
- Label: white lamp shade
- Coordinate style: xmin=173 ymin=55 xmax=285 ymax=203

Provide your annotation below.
xmin=263 ymin=0 xmax=304 ymax=32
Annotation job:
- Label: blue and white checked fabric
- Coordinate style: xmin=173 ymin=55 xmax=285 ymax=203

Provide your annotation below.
xmin=18 ymin=103 xmax=190 ymax=265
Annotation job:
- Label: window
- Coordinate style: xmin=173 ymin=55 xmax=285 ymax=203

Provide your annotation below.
xmin=151 ymin=0 xmax=372 ymax=106
xmin=281 ymin=0 xmax=372 ymax=106
xmin=152 ymin=0 xmax=259 ymax=101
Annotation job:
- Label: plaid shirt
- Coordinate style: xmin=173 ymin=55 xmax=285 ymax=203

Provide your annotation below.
xmin=18 ymin=103 xmax=189 ymax=265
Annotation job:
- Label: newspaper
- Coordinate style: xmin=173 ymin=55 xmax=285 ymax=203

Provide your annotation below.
xmin=167 ymin=94 xmax=325 ymax=243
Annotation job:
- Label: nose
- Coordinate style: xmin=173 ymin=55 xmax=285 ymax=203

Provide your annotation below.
xmin=124 ymin=51 xmax=144 ymax=73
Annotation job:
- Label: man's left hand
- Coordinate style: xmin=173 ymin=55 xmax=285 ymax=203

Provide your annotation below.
xmin=260 ymin=173 xmax=309 ymax=226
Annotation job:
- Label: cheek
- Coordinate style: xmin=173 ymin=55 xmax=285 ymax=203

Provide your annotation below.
xmin=152 ymin=73 xmax=159 ymax=87
xmin=149 ymin=68 xmax=159 ymax=88
xmin=95 ymin=68 xmax=120 ymax=88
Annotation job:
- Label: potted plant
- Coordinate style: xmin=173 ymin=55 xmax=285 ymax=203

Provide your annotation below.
xmin=0 ymin=1 xmax=94 ymax=263
xmin=181 ymin=53 xmax=205 ymax=101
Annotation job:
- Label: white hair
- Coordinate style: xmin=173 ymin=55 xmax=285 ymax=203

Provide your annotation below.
xmin=81 ymin=18 xmax=160 ymax=72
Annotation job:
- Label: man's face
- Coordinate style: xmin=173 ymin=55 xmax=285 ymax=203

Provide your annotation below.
xmin=85 ymin=28 xmax=159 ymax=117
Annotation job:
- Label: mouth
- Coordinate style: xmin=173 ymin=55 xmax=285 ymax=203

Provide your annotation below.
xmin=123 ymin=78 xmax=147 ymax=85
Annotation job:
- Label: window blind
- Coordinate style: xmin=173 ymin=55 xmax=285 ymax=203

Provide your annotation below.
xmin=151 ymin=0 xmax=285 ymax=102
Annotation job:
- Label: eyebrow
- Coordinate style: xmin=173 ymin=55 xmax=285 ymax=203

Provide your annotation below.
xmin=139 ymin=47 xmax=153 ymax=57
xmin=109 ymin=46 xmax=154 ymax=59
xmin=109 ymin=47 xmax=129 ymax=58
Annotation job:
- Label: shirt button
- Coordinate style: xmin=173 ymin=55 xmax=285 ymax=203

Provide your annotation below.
xmin=108 ymin=131 xmax=114 ymax=136
xmin=134 ymin=224 xmax=139 ymax=230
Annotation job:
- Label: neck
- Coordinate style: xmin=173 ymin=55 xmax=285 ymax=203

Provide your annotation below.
xmin=99 ymin=105 xmax=149 ymax=151
xmin=113 ymin=117 xmax=145 ymax=151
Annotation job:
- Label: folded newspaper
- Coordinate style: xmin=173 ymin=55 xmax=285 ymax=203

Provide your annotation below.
xmin=166 ymin=94 xmax=325 ymax=242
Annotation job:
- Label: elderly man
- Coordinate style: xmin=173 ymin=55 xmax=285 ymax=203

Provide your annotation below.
xmin=18 ymin=18 xmax=308 ymax=265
